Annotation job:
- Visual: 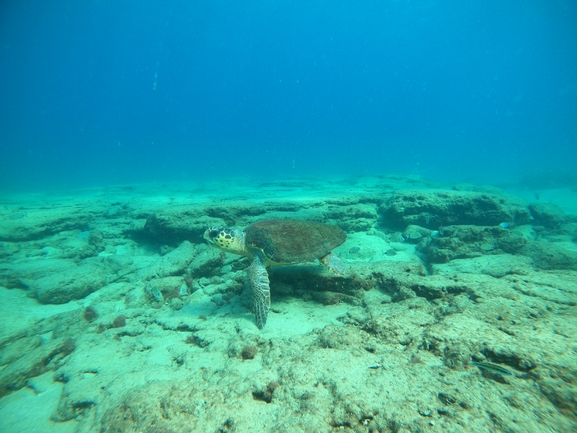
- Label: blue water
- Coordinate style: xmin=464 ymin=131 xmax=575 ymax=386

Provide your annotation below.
xmin=1 ymin=0 xmax=576 ymax=191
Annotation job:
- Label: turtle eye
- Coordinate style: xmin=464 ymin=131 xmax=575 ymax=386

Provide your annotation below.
xmin=210 ymin=229 xmax=220 ymax=238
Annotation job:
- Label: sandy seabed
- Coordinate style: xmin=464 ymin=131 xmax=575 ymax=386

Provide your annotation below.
xmin=0 ymin=175 xmax=576 ymax=433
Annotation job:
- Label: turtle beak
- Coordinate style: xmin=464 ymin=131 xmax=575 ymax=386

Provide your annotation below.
xmin=203 ymin=229 xmax=214 ymax=244
xmin=203 ymin=228 xmax=223 ymax=249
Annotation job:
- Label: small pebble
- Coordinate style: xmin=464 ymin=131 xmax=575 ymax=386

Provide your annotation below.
xmin=170 ymin=298 xmax=184 ymax=310
xmin=112 ymin=315 xmax=126 ymax=328
xmin=385 ymin=249 xmax=397 ymax=256
xmin=348 ymin=247 xmax=360 ymax=254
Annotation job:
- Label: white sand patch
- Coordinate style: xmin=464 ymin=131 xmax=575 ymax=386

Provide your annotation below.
xmin=0 ymin=373 xmax=76 ymax=433
xmin=0 ymin=288 xmax=79 ymax=340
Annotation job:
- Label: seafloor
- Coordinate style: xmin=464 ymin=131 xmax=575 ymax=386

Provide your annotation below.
xmin=0 ymin=175 xmax=576 ymax=433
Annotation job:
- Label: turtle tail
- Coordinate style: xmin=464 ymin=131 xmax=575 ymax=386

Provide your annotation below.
xmin=247 ymin=253 xmax=271 ymax=329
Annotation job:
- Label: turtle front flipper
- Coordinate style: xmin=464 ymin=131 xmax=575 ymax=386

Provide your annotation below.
xmin=319 ymin=252 xmax=345 ymax=276
xmin=247 ymin=253 xmax=271 ymax=329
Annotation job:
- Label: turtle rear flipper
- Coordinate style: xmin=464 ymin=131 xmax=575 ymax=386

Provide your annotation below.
xmin=247 ymin=253 xmax=271 ymax=329
xmin=319 ymin=252 xmax=345 ymax=276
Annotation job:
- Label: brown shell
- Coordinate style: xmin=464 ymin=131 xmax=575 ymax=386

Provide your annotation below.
xmin=244 ymin=219 xmax=346 ymax=264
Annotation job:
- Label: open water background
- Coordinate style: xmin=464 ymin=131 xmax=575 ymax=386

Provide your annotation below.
xmin=1 ymin=0 xmax=576 ymax=191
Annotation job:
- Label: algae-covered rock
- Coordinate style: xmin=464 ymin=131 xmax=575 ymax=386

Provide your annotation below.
xmin=143 ymin=203 xmax=268 ymax=244
xmin=521 ymin=241 xmax=577 ymax=270
xmin=321 ymin=203 xmax=378 ymax=232
xmin=432 ymin=254 xmax=534 ymax=278
xmin=308 ymin=290 xmax=363 ymax=307
xmin=143 ymin=206 xmax=216 ymax=244
xmin=189 ymin=243 xmax=224 ymax=277
xmin=137 ymin=240 xmax=195 ymax=279
xmin=270 ymin=265 xmax=370 ymax=301
xmin=315 ymin=324 xmax=366 ymax=349
xmin=0 ymin=208 xmax=91 ymax=242
xmin=422 ymin=225 xmax=527 ymax=263
xmin=380 ymin=190 xmax=530 ymax=230
xmin=2 ymin=177 xmax=577 ymax=433
xmin=104 ymin=254 xmax=133 ymax=273
xmin=0 ymin=258 xmax=74 ymax=289
xmin=28 ymin=259 xmax=108 ymax=304
xmin=0 ymin=337 xmax=76 ymax=398
xmin=539 ymin=379 xmax=577 ymax=417
xmin=528 ymin=203 xmax=570 ymax=229
xmin=145 ymin=276 xmax=186 ymax=301
xmin=402 ymin=224 xmax=432 ymax=243
xmin=362 ymin=297 xmax=435 ymax=346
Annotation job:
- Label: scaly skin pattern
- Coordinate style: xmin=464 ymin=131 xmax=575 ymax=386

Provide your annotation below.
xmin=203 ymin=227 xmax=246 ymax=255
xmin=247 ymin=252 xmax=271 ymax=329
xmin=319 ymin=252 xmax=345 ymax=276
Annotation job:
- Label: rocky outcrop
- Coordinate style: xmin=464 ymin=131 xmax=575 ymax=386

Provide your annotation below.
xmin=379 ymin=190 xmax=530 ymax=230
xmin=421 ymin=225 xmax=527 ymax=263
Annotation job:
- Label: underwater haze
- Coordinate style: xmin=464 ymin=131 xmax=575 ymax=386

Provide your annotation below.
xmin=3 ymin=2 xmax=577 ymax=432
xmin=1 ymin=0 xmax=577 ymax=191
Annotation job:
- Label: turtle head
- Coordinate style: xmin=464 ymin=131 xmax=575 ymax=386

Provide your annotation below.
xmin=203 ymin=226 xmax=245 ymax=255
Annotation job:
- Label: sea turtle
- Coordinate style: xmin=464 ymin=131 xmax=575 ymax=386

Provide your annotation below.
xmin=203 ymin=219 xmax=347 ymax=329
